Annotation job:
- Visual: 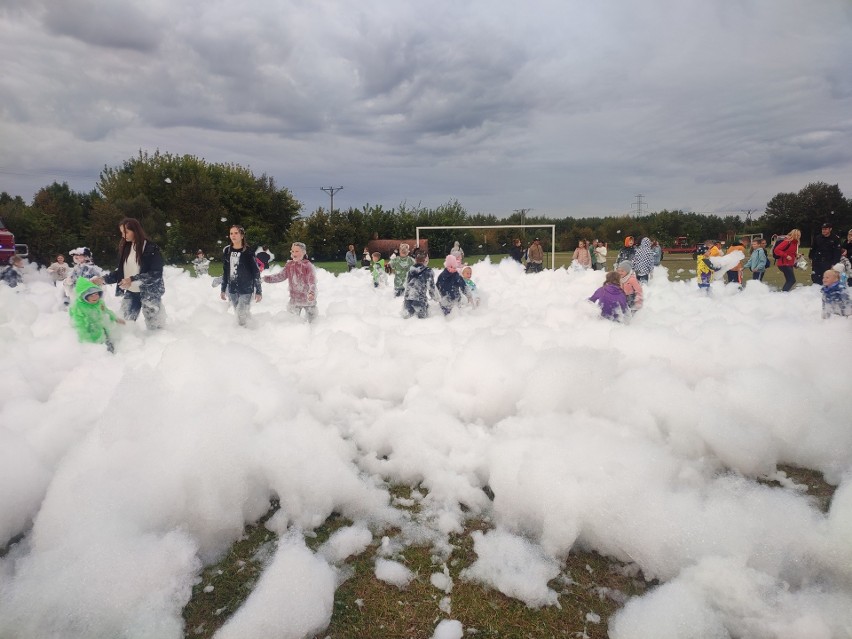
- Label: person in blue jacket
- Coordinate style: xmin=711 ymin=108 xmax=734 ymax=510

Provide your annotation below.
xmin=436 ymin=255 xmax=472 ymax=315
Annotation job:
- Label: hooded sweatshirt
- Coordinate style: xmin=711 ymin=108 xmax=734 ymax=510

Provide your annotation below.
xmin=405 ymin=263 xmax=437 ymax=304
xmin=632 ymin=238 xmax=656 ymax=277
xmin=588 ymin=283 xmax=628 ymax=320
xmin=68 ymin=277 xmax=119 ymax=344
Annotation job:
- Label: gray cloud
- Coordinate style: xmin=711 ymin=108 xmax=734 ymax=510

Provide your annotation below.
xmin=41 ymin=0 xmax=165 ymax=51
xmin=1 ymin=0 xmax=851 ymax=217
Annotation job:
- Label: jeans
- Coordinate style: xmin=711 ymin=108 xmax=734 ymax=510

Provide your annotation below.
xmin=121 ymin=291 xmax=165 ymax=329
xmin=229 ymin=292 xmax=253 ymax=326
xmin=288 ymin=301 xmax=317 ymax=323
xmin=752 ymin=270 xmax=765 ymax=281
xmin=403 ymin=300 xmax=429 ymax=319
xmin=779 ymin=266 xmax=796 ymax=291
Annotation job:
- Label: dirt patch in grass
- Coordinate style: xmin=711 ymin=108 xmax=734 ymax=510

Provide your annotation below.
xmin=182 ymin=500 xmax=282 ymax=638
xmin=185 ymin=467 xmax=835 ymax=639
xmin=757 ymin=464 xmax=838 ymax=513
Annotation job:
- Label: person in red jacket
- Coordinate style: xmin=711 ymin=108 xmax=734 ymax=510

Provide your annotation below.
xmin=774 ymin=229 xmax=802 ymax=292
xmin=262 ymin=242 xmax=317 ymax=322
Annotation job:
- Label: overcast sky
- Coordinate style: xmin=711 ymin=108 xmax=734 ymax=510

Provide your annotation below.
xmin=1 ymin=0 xmax=851 ymax=218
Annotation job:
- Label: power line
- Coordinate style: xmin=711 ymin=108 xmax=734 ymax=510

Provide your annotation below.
xmin=320 ymin=186 xmax=343 ymax=214
xmin=631 ymin=194 xmax=647 ymax=216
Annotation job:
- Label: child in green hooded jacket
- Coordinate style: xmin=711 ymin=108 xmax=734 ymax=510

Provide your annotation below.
xmin=69 ymin=277 xmax=124 ymax=352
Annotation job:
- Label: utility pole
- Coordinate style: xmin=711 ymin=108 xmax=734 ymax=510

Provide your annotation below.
xmin=321 ymin=186 xmax=343 ymax=214
xmin=631 ymin=194 xmax=647 ymax=216
xmin=513 ymin=208 xmax=532 ymax=227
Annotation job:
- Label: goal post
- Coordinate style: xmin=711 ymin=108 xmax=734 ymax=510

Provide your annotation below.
xmin=415 ymin=225 xmax=557 ymax=269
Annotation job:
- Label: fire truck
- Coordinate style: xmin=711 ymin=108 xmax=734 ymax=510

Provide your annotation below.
xmin=663 ymin=237 xmax=697 ymax=255
xmin=0 ymin=219 xmax=28 ymax=265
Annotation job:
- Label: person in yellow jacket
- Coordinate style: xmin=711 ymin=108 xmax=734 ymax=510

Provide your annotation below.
xmin=696 ymin=241 xmax=720 ymax=293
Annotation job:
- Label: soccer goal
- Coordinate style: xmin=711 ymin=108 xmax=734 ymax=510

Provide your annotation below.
xmin=415 ymin=225 xmax=557 ymax=269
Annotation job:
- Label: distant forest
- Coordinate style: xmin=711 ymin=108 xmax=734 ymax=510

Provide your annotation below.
xmin=2 ymin=150 xmax=850 ymax=264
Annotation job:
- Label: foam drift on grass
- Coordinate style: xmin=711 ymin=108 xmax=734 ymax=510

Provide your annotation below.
xmin=0 ymin=261 xmax=850 ymax=638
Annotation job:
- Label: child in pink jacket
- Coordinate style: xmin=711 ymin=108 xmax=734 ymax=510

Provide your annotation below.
xmin=616 ymin=261 xmax=643 ymax=311
xmin=262 ymin=242 xmax=318 ymax=322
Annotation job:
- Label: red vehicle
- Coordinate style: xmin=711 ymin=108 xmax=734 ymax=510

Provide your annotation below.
xmin=0 ymin=219 xmax=27 ymax=265
xmin=0 ymin=219 xmax=16 ymax=265
xmin=664 ymin=236 xmax=698 ymax=255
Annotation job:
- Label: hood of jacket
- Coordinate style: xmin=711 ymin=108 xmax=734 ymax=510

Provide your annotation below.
xmin=74 ymin=276 xmax=103 ymax=302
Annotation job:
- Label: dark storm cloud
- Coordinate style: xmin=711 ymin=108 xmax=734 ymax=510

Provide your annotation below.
xmin=1 ymin=0 xmax=851 ymax=216
xmin=41 ymin=0 xmax=164 ymax=51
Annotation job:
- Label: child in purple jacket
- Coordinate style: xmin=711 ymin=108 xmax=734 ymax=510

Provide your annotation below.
xmin=589 ymin=271 xmax=629 ymax=322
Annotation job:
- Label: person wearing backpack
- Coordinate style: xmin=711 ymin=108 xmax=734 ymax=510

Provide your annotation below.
xmin=744 ymin=238 xmax=768 ymax=281
xmin=773 ymin=229 xmax=801 ymax=292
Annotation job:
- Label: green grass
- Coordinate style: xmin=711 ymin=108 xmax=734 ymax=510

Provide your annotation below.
xmin=181 ymin=468 xmax=835 ymax=638
xmin=180 ymin=253 xmax=817 ymax=290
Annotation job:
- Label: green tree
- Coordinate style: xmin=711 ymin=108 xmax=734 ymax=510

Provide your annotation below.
xmin=762 ymin=182 xmax=850 ymax=245
xmin=97 ymin=150 xmax=302 ymax=256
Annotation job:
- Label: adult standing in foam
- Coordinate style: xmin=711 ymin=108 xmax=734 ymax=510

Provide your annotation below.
xmin=593 ymin=239 xmax=608 ymax=271
xmin=809 ymin=223 xmax=841 ymax=286
xmin=842 ymin=229 xmax=852 ymax=265
xmin=632 ymin=237 xmax=656 ymax=282
xmin=651 ymin=239 xmax=663 ymax=266
xmin=450 ymin=241 xmax=465 ymax=266
xmin=526 ymin=238 xmax=544 ymax=273
xmin=220 ymin=225 xmax=262 ymax=326
xmin=508 ymin=238 xmax=524 ymax=263
xmin=774 ymin=229 xmax=801 ymax=292
xmin=345 ymin=244 xmax=358 ymax=272
xmin=94 ymin=218 xmax=165 ymax=329
xmin=572 ymin=240 xmax=592 ymax=269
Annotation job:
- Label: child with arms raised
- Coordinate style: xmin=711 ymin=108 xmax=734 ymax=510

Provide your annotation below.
xmin=263 ymin=242 xmax=318 ymax=322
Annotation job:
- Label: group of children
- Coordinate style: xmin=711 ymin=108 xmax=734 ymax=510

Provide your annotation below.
xmin=589 ymin=234 xmax=851 ymax=321
xmin=368 ymin=243 xmax=479 ymax=318
xmin=9 ymin=230 xmax=848 ymax=353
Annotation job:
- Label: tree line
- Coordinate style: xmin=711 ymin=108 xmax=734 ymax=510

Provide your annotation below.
xmin=2 ymin=150 xmax=849 ymax=265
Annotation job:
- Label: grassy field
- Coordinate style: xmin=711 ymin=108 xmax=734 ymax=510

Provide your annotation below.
xmin=182 ymin=467 xmax=836 ymax=639
xmin=192 ymin=253 xmax=816 ymax=289
xmin=179 ymin=254 xmax=822 ymax=637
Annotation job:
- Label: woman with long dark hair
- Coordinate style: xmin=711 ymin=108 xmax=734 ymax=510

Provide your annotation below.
xmin=94 ymin=217 xmax=166 ymax=328
xmin=220 ymin=225 xmax=262 ymax=326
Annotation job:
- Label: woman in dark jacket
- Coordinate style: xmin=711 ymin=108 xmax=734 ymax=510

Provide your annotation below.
xmin=95 ymin=217 xmax=165 ymax=329
xmin=220 ymin=225 xmax=262 ymax=326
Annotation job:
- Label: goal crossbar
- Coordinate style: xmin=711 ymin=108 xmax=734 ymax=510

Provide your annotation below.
xmin=415 ymin=225 xmax=557 ymax=269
